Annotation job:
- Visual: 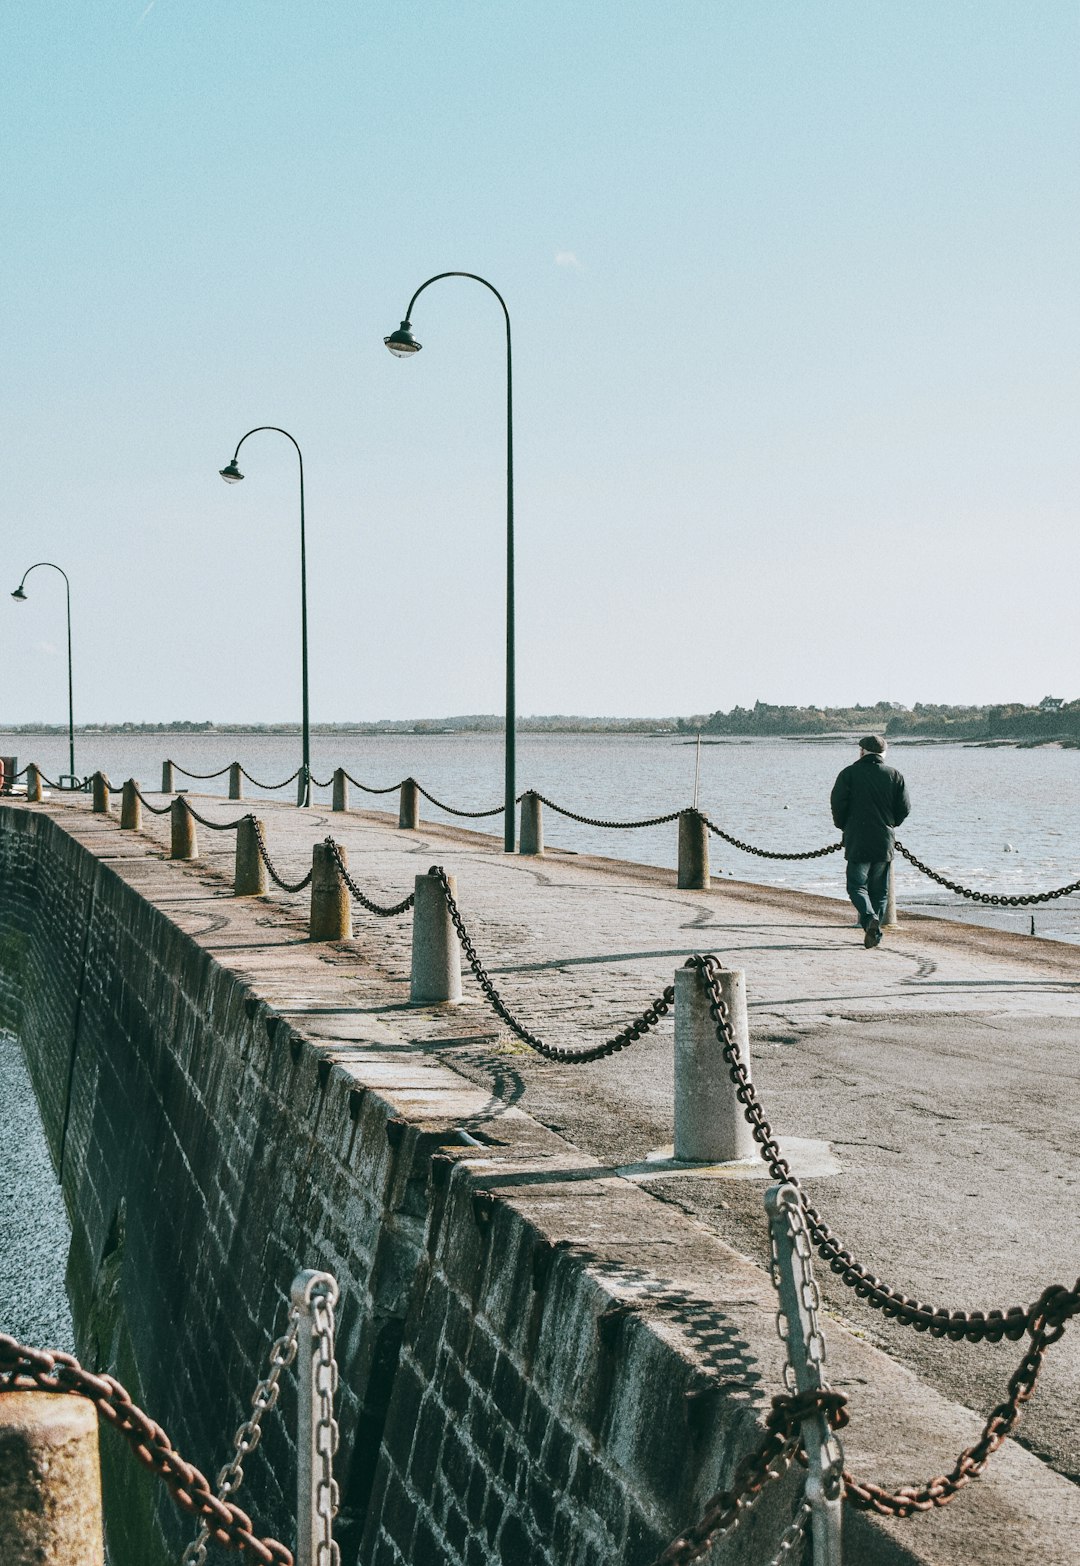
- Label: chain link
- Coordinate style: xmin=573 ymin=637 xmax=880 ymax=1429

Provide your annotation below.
xmin=701 ymin=813 xmax=843 ymax=861
xmin=340 ymin=772 xmax=402 ymax=795
xmin=182 ymin=804 xmax=253 ymax=832
xmin=310 ymin=1288 xmax=341 ymax=1566
xmin=0 ymin=1334 xmax=293 ymax=1566
xmin=530 ymin=792 xmax=682 ymax=830
xmin=767 ymin=1501 xmax=811 ymax=1565
xmin=432 ymin=865 xmax=674 ymax=1062
xmin=181 ymin=1312 xmax=300 ymax=1566
xmin=240 ymin=766 xmax=305 ymax=791
xmin=692 ymin=954 xmax=1080 ymax=1343
xmin=250 ymin=819 xmax=314 ymax=893
xmin=133 ymin=785 xmax=178 ymax=816
xmin=172 ymin=762 xmax=234 ymax=781
xmin=323 ymin=838 xmax=415 ymax=917
xmin=414 ymin=781 xmax=506 ymax=819
xmin=894 ymin=840 xmax=1080 ymax=907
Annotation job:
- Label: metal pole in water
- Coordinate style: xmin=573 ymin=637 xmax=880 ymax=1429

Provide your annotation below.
xmin=692 ymin=730 xmax=702 ymax=812
xmin=290 ymin=1269 xmax=340 ymax=1566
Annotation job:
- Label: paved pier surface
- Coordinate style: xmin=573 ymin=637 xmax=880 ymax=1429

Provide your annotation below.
xmin=28 ymin=793 xmax=1080 ymax=1556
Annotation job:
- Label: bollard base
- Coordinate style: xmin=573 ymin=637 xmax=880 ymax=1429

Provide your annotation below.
xmin=616 ymin=1138 xmax=841 ymax=1183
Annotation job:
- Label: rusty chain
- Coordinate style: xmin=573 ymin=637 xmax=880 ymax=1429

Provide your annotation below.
xmin=323 ymin=838 xmax=415 ymax=917
xmin=894 ymin=841 xmax=1080 ymax=907
xmin=432 ymin=865 xmax=674 ymax=1062
xmin=843 ymin=1282 xmax=1075 ymax=1517
xmin=171 ymin=761 xmax=234 ymax=780
xmin=650 ymin=1387 xmax=848 ymax=1566
xmin=240 ymin=765 xmax=304 ymax=791
xmin=250 ymin=818 xmax=313 ymax=893
xmin=701 ymin=812 xmax=843 ymax=861
xmin=529 ymin=792 xmax=682 ymax=830
xmin=340 ymin=772 xmax=403 ymax=795
xmin=181 ymin=803 xmax=253 ymax=832
xmin=132 ymin=785 xmax=177 ymax=817
xmin=692 ymin=954 xmax=1080 ymax=1343
xmin=0 ymin=1333 xmax=293 ymax=1566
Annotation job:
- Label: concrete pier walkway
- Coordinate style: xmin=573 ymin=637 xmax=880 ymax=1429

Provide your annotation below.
xmin=18 ymin=792 xmax=1080 ymax=1562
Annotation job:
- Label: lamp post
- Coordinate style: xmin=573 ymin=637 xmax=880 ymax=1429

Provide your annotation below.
xmin=219 ymin=427 xmax=311 ymax=806
xmin=385 ymin=273 xmax=516 ymax=852
xmin=11 ymin=562 xmax=76 ymax=785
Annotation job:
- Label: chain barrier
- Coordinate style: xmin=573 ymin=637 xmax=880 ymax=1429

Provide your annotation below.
xmin=182 ymin=805 xmax=253 ymax=833
xmin=414 ymin=781 xmax=506 ymax=819
xmin=692 ymin=953 xmax=1080 ymax=1342
xmin=251 ymin=819 xmax=313 ymax=893
xmin=181 ymin=1310 xmax=300 ymax=1566
xmin=323 ymin=838 xmax=415 ymax=917
xmin=171 ymin=762 xmax=235 ymax=781
xmin=340 ymin=772 xmax=403 ymax=795
xmin=431 ymin=865 xmax=674 ymax=1062
xmin=701 ymin=814 xmax=843 ymax=861
xmin=133 ymin=785 xmax=177 ymax=817
xmin=530 ymin=792 xmax=682 ymax=830
xmin=894 ymin=841 xmax=1080 ymax=907
xmin=240 ymin=766 xmax=304 ymax=791
xmin=0 ymin=1333 xmax=293 ymax=1566
xmin=309 ymin=774 xmax=334 ymax=790
xmin=309 ymin=1284 xmax=341 ymax=1566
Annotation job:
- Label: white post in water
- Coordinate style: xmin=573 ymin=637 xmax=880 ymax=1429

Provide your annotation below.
xmin=290 ymin=1270 xmax=340 ymax=1566
xmin=674 ymin=964 xmax=757 ymax=1163
xmin=410 ymin=871 xmax=463 ymax=1004
xmin=693 ymin=730 xmax=702 ymax=810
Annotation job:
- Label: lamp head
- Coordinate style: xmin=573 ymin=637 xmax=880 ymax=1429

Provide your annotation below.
xmin=384 ymin=320 xmax=422 ymax=357
xmin=11 ymin=586 xmax=27 ymax=601
xmin=219 ymin=460 xmax=244 ymax=484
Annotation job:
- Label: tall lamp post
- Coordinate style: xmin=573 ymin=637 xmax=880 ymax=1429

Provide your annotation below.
xmin=385 ymin=273 xmax=516 ymax=852
xmin=11 ymin=562 xmax=76 ymax=785
xmin=219 ymin=427 xmax=312 ymax=806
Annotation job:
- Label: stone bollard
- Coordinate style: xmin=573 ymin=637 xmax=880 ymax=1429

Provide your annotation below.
xmin=229 ymin=762 xmax=243 ymax=801
xmin=884 ymin=861 xmax=897 ymax=928
xmin=161 ymin=759 xmax=175 ymax=793
xmin=519 ymin=791 xmax=544 ymax=856
xmin=677 ymin=809 xmax=709 ymax=890
xmin=674 ymin=964 xmax=758 ymax=1163
xmin=170 ymin=797 xmax=198 ymax=860
xmin=0 ymin=1391 xmax=105 ymax=1566
xmin=410 ymin=871 xmax=463 ymax=1004
xmin=120 ymin=779 xmax=141 ymax=830
xmin=235 ymin=816 xmax=267 ymax=895
xmin=25 ymin=764 xmax=43 ymax=803
xmin=310 ymin=840 xmax=351 ymax=940
xmin=332 ymin=768 xmax=349 ymax=812
xmin=399 ymin=777 xmax=420 ymax=830
xmin=91 ymin=772 xmax=111 ymax=814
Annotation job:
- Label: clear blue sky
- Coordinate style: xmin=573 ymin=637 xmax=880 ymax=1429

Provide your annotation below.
xmin=2 ymin=2 xmax=1077 ymax=724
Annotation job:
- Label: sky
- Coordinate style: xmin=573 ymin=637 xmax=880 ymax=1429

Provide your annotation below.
xmin=1 ymin=2 xmax=1078 ymax=725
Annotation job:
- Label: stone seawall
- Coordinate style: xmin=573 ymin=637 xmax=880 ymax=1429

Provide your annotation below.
xmin=2 ymin=802 xmax=854 ymax=1566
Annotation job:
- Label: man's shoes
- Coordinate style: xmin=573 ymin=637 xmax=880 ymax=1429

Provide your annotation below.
xmin=864 ymin=919 xmax=882 ymax=948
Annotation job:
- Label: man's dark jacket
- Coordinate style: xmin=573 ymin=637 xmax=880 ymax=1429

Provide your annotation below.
xmin=830 ymin=753 xmax=911 ymax=862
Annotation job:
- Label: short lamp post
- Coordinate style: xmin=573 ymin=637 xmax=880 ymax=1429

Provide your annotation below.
xmin=219 ymin=427 xmax=312 ymax=806
xmin=385 ymin=272 xmax=516 ymax=852
xmin=11 ymin=562 xmax=76 ymax=784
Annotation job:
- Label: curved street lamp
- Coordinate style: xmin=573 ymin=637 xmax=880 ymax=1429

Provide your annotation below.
xmin=385 ymin=272 xmax=516 ymax=851
xmin=219 ymin=427 xmax=311 ymax=806
xmin=11 ymin=561 xmax=76 ymax=785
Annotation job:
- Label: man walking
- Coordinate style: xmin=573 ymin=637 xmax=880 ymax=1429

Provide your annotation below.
xmin=830 ymin=735 xmax=910 ymax=948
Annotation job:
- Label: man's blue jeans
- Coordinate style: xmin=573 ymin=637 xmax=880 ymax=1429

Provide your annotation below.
xmin=846 ymin=861 xmax=889 ymax=929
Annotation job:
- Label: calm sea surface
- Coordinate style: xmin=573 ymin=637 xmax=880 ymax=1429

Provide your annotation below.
xmin=4 ymin=730 xmax=1080 ymax=944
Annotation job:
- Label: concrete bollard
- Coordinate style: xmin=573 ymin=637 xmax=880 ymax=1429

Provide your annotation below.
xmin=332 ymin=768 xmax=349 ymax=812
xmin=235 ymin=815 xmax=267 ymax=895
xmin=120 ymin=779 xmax=141 ymax=830
xmin=677 ymin=809 xmax=709 ymax=890
xmin=91 ymin=772 xmax=111 ymax=814
xmin=519 ymin=791 xmax=544 ymax=856
xmin=410 ymin=871 xmax=463 ymax=1004
xmin=25 ymin=764 xmax=43 ymax=803
xmin=170 ymin=797 xmax=198 ymax=860
xmin=229 ymin=762 xmax=243 ymax=801
xmin=161 ymin=759 xmax=175 ymax=793
xmin=399 ymin=777 xmax=420 ymax=830
xmin=884 ymin=861 xmax=897 ymax=928
xmin=0 ymin=1391 xmax=105 ymax=1566
xmin=674 ymin=965 xmax=758 ymax=1163
xmin=310 ymin=840 xmax=351 ymax=940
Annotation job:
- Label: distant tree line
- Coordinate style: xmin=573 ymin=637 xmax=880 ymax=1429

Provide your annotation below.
xmin=678 ymin=698 xmax=1080 ymax=743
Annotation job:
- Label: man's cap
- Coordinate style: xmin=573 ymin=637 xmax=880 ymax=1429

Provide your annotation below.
xmin=859 ymin=734 xmax=886 ymax=754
